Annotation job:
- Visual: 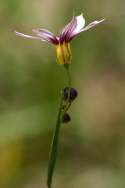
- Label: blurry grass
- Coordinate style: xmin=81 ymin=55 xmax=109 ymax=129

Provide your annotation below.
xmin=0 ymin=104 xmax=51 ymax=144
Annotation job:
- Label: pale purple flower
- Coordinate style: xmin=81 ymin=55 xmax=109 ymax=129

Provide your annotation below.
xmin=14 ymin=14 xmax=104 ymax=64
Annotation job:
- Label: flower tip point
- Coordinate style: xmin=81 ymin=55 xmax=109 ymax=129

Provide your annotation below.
xmin=77 ymin=13 xmax=84 ymax=18
xmin=100 ymin=18 xmax=105 ymax=23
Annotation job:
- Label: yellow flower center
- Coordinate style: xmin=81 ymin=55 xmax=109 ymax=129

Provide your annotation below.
xmin=55 ymin=42 xmax=72 ymax=64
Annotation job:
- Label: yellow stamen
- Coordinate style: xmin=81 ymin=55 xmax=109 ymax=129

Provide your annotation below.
xmin=55 ymin=42 xmax=72 ymax=64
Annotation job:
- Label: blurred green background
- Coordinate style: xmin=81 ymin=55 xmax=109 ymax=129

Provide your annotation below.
xmin=1 ymin=0 xmax=125 ymax=187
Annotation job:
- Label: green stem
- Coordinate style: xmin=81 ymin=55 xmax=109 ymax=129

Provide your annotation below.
xmin=63 ymin=64 xmax=71 ymax=114
xmin=65 ymin=64 xmax=71 ymax=87
xmin=47 ymin=64 xmax=71 ymax=188
xmin=47 ymin=93 xmax=63 ymax=188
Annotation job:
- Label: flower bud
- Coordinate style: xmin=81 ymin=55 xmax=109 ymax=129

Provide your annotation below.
xmin=61 ymin=113 xmax=71 ymax=123
xmin=63 ymin=87 xmax=78 ymax=102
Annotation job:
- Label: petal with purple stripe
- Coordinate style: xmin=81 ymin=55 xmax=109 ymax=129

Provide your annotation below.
xmin=59 ymin=16 xmax=77 ymax=43
xmin=70 ymin=14 xmax=85 ymax=35
xmin=32 ymin=29 xmax=58 ymax=44
xmin=59 ymin=14 xmax=86 ymax=43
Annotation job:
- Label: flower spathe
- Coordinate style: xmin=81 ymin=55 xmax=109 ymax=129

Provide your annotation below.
xmin=14 ymin=14 xmax=104 ymax=65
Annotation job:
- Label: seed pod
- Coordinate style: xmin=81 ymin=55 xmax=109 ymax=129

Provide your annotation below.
xmin=61 ymin=113 xmax=71 ymax=123
xmin=63 ymin=87 xmax=78 ymax=102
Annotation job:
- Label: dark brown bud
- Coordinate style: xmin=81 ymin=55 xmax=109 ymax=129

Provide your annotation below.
xmin=63 ymin=87 xmax=78 ymax=102
xmin=61 ymin=113 xmax=71 ymax=123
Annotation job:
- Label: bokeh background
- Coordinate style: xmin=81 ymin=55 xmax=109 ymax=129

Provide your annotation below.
xmin=1 ymin=0 xmax=125 ymax=187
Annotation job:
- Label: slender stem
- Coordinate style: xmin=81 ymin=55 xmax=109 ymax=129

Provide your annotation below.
xmin=47 ymin=64 xmax=72 ymax=188
xmin=62 ymin=65 xmax=71 ymax=114
xmin=47 ymin=93 xmax=63 ymax=188
xmin=65 ymin=64 xmax=71 ymax=87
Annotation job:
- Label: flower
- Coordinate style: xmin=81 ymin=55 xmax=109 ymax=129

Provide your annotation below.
xmin=13 ymin=14 xmax=104 ymax=65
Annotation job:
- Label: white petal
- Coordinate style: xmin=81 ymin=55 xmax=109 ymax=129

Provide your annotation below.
xmin=70 ymin=18 xmax=105 ymax=40
xmin=13 ymin=30 xmax=42 ymax=40
xmin=80 ymin=19 xmax=105 ymax=32
xmin=73 ymin=14 xmax=85 ymax=34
